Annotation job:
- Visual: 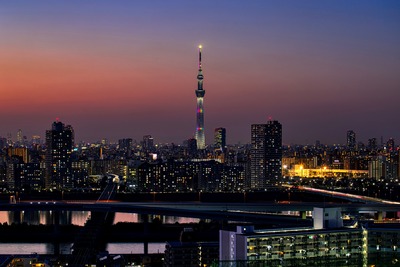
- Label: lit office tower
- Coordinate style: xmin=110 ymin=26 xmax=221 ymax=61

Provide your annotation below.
xmin=7 ymin=147 xmax=29 ymax=163
xmin=45 ymin=120 xmax=74 ymax=189
xmin=16 ymin=129 xmax=23 ymax=146
xmin=250 ymin=120 xmax=282 ymax=189
xmin=195 ymin=45 xmax=205 ymax=149
xmin=214 ymin=128 xmax=226 ymax=150
xmin=347 ymin=130 xmax=356 ymax=150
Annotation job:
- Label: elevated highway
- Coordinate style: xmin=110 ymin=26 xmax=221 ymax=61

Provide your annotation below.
xmin=2 ymin=186 xmax=400 ymax=224
xmin=293 ymin=185 xmax=400 ymax=205
xmin=2 ymin=200 xmax=400 ymax=221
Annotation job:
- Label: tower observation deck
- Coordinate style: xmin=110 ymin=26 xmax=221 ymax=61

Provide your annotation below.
xmin=195 ymin=45 xmax=205 ymax=149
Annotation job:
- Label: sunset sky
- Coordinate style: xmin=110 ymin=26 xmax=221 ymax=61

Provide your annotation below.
xmin=1 ymin=1 xmax=399 ymax=145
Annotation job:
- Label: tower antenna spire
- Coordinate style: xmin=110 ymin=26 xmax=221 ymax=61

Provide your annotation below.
xmin=198 ymin=44 xmax=202 ymax=69
xmin=195 ymin=44 xmax=205 ymax=149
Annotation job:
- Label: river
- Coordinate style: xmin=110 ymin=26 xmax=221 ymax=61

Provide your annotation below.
xmin=0 ymin=242 xmax=166 ymax=255
xmin=0 ymin=211 xmax=200 ymax=226
xmin=0 ymin=211 xmax=199 ymax=254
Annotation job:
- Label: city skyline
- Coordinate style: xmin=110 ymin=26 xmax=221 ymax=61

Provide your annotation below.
xmin=3 ymin=123 xmax=399 ymax=147
xmin=1 ymin=1 xmax=399 ymax=145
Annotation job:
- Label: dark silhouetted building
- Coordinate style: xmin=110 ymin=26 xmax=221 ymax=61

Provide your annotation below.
xmin=368 ymin=138 xmax=378 ymax=151
xmin=164 ymin=241 xmax=218 ymax=267
xmin=186 ymin=138 xmax=197 ymax=158
xmin=118 ymin=138 xmax=133 ymax=158
xmin=45 ymin=121 xmax=74 ymax=189
xmin=142 ymin=135 xmax=154 ymax=151
xmin=347 ymin=130 xmax=356 ymax=150
xmin=250 ymin=120 xmax=282 ymax=189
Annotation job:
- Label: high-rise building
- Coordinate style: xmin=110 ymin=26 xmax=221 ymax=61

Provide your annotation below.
xmin=368 ymin=138 xmax=377 ymax=151
xmin=45 ymin=120 xmax=74 ymax=189
xmin=16 ymin=129 xmax=23 ymax=146
xmin=347 ymin=130 xmax=356 ymax=150
xmin=118 ymin=138 xmax=133 ymax=158
xmin=368 ymin=157 xmax=385 ymax=179
xmin=250 ymin=120 xmax=282 ymax=189
xmin=195 ymin=45 xmax=205 ymax=150
xmin=142 ymin=135 xmax=154 ymax=151
xmin=7 ymin=147 xmax=29 ymax=163
xmin=186 ymin=137 xmax=197 ymax=158
xmin=214 ymin=128 xmax=226 ymax=150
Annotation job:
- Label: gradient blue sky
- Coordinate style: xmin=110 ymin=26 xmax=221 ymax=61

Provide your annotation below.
xmin=1 ymin=0 xmax=399 ymax=145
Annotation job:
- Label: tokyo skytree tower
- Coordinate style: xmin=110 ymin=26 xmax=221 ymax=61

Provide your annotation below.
xmin=195 ymin=45 xmax=205 ymax=149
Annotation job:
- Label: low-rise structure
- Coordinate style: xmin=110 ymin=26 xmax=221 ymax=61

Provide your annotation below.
xmin=219 ymin=207 xmax=400 ymax=266
xmin=164 ymin=241 xmax=218 ymax=267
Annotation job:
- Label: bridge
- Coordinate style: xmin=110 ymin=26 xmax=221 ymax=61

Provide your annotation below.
xmin=292 ymin=185 xmax=400 ymax=205
xmin=3 ymin=184 xmax=400 ymax=217
xmin=2 ymin=199 xmax=400 ymax=222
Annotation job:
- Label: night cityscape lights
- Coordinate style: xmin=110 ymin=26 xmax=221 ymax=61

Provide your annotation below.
xmin=1 ymin=1 xmax=400 ymax=266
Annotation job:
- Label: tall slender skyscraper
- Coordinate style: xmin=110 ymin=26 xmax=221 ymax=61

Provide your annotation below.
xmin=347 ymin=130 xmax=356 ymax=150
xmin=16 ymin=129 xmax=23 ymax=146
xmin=195 ymin=45 xmax=205 ymax=149
xmin=45 ymin=120 xmax=74 ymax=189
xmin=250 ymin=120 xmax=282 ymax=189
